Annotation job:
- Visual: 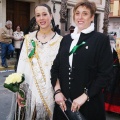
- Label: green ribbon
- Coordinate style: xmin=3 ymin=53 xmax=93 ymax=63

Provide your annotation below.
xmin=28 ymin=40 xmax=36 ymax=58
xmin=69 ymin=41 xmax=86 ymax=56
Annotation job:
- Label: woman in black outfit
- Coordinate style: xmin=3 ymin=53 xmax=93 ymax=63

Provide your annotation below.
xmin=51 ymin=0 xmax=113 ymax=120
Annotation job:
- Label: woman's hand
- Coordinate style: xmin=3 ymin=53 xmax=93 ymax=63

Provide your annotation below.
xmin=55 ymin=92 xmax=67 ymax=111
xmin=71 ymin=93 xmax=88 ymax=112
xmin=17 ymin=93 xmax=25 ymax=107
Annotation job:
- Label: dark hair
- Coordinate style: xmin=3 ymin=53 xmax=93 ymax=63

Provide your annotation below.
xmin=109 ymin=32 xmax=117 ymax=36
xmin=56 ymin=24 xmax=59 ymax=28
xmin=29 ymin=17 xmax=38 ymax=32
xmin=54 ymin=24 xmax=61 ymax=34
xmin=69 ymin=26 xmax=75 ymax=30
xmin=69 ymin=26 xmax=75 ymax=33
xmin=35 ymin=4 xmax=52 ymax=15
xmin=16 ymin=25 xmax=22 ymax=30
xmin=34 ymin=4 xmax=56 ymax=32
xmin=24 ymin=17 xmax=39 ymax=35
xmin=73 ymin=0 xmax=97 ymax=20
xmin=114 ymin=32 xmax=117 ymax=36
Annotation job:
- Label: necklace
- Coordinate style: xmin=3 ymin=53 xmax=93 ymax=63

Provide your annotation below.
xmin=39 ymin=29 xmax=51 ymax=39
xmin=38 ymin=38 xmax=50 ymax=49
xmin=36 ymin=31 xmax=56 ymax=49
xmin=40 ymin=41 xmax=48 ymax=45
xmin=38 ymin=41 xmax=48 ymax=49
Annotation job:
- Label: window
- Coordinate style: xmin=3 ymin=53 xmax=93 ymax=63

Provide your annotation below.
xmin=110 ymin=3 xmax=113 ymax=12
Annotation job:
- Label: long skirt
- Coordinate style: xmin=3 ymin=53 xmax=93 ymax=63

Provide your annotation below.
xmin=104 ymin=66 xmax=120 ymax=114
xmin=7 ymin=84 xmax=51 ymax=120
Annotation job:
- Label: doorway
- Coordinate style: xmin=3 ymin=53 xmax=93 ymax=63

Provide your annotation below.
xmin=6 ymin=0 xmax=30 ymax=32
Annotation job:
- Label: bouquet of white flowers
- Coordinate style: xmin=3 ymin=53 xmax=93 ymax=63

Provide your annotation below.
xmin=4 ymin=73 xmax=25 ymax=98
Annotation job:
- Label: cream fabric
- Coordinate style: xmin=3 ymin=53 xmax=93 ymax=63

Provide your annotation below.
xmin=116 ymin=38 xmax=120 ymax=63
xmin=16 ymin=31 xmax=62 ymax=120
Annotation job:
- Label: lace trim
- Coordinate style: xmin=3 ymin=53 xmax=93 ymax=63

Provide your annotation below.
xmin=25 ymin=35 xmax=62 ymax=118
xmin=26 ymin=39 xmax=52 ymax=117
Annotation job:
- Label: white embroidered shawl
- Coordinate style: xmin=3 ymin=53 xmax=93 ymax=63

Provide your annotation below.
xmin=17 ymin=31 xmax=62 ymax=120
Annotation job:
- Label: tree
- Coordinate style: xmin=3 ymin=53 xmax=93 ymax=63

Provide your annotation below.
xmin=103 ymin=0 xmax=110 ymax=35
xmin=60 ymin=0 xmax=68 ymax=36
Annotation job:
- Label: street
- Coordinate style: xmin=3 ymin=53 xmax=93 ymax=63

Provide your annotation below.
xmin=0 ymin=71 xmax=13 ymax=120
xmin=0 ymin=70 xmax=120 ymax=120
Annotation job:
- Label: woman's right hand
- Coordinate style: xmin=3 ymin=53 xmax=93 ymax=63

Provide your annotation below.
xmin=55 ymin=92 xmax=67 ymax=111
xmin=17 ymin=94 xmax=25 ymax=107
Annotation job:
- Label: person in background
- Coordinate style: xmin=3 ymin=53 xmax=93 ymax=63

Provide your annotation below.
xmin=54 ymin=24 xmax=61 ymax=35
xmin=51 ymin=0 xmax=113 ymax=120
xmin=108 ymin=32 xmax=117 ymax=43
xmin=69 ymin=25 xmax=75 ymax=33
xmin=0 ymin=20 xmax=14 ymax=68
xmin=13 ymin=25 xmax=24 ymax=71
xmin=8 ymin=4 xmax=62 ymax=120
xmin=104 ymin=32 xmax=120 ymax=114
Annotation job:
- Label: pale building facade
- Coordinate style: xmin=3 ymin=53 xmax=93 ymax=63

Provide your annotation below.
xmin=0 ymin=0 xmax=105 ymax=32
xmin=109 ymin=0 xmax=120 ymax=38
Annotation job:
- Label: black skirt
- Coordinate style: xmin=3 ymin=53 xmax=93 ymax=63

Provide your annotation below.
xmin=53 ymin=103 xmax=67 ymax=120
xmin=53 ymin=98 xmax=106 ymax=120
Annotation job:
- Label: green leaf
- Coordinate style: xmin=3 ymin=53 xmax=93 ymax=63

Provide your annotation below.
xmin=4 ymin=83 xmax=19 ymax=92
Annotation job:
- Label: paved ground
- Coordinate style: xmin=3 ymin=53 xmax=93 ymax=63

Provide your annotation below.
xmin=0 ymin=46 xmax=16 ymax=71
xmin=106 ymin=112 xmax=120 ymax=120
xmin=0 ymin=57 xmax=15 ymax=71
xmin=0 ymin=71 xmax=120 ymax=120
xmin=0 ymin=71 xmax=14 ymax=120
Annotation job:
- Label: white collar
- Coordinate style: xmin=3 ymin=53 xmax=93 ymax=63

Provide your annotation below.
xmin=71 ymin=23 xmax=95 ymax=40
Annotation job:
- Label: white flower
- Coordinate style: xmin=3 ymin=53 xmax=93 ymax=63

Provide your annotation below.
xmin=4 ymin=73 xmax=22 ymax=84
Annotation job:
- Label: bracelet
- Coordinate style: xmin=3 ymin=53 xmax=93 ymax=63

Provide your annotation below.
xmin=54 ymin=89 xmax=61 ymax=99
xmin=84 ymin=88 xmax=89 ymax=101
xmin=55 ymin=89 xmax=61 ymax=93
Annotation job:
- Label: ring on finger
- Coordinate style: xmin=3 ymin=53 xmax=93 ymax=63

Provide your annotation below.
xmin=73 ymin=106 xmax=77 ymax=109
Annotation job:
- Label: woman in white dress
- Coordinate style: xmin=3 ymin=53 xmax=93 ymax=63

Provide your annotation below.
xmin=8 ymin=4 xmax=62 ymax=120
xmin=13 ymin=25 xmax=24 ymax=71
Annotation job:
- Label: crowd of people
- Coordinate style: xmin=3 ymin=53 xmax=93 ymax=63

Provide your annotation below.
xmin=0 ymin=21 xmax=24 ymax=69
xmin=0 ymin=0 xmax=120 ymax=120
